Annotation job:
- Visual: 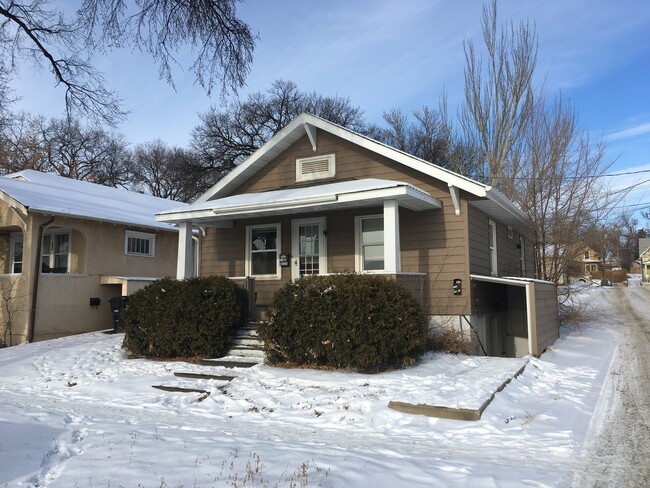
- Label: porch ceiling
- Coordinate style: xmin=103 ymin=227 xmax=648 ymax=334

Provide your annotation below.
xmin=157 ymin=179 xmax=441 ymax=224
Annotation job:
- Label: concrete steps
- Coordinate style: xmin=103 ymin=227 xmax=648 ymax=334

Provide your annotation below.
xmin=228 ymin=320 xmax=264 ymax=358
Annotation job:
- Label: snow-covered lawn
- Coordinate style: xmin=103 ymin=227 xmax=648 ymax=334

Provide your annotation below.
xmin=0 ymin=286 xmax=618 ymax=487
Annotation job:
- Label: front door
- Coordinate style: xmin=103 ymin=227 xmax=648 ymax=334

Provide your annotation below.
xmin=291 ymin=218 xmax=327 ymax=279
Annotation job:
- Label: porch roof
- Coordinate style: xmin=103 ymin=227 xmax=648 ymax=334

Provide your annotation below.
xmin=157 ymin=178 xmax=441 ymax=224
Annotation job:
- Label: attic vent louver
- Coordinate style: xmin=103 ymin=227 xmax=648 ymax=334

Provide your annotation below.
xmin=296 ymin=154 xmax=335 ymax=182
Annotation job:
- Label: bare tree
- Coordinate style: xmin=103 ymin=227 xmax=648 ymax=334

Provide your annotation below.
xmin=0 ymin=0 xmax=256 ymax=125
xmin=131 ymin=140 xmax=206 ymax=202
xmin=0 ymin=114 xmax=132 ymax=186
xmin=0 ymin=275 xmax=25 ymax=347
xmin=461 ymin=0 xmax=537 ymax=186
xmin=515 ymin=96 xmax=618 ymax=283
xmin=192 ymin=79 xmax=366 ymax=178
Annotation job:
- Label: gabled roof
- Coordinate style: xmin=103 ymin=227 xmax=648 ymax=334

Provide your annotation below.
xmin=0 ymin=170 xmax=185 ymax=231
xmin=185 ymin=112 xmax=528 ymax=231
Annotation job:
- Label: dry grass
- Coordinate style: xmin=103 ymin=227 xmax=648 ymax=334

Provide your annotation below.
xmin=430 ymin=328 xmax=473 ymax=355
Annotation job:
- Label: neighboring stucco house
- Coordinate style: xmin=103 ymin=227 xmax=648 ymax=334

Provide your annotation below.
xmin=0 ymin=170 xmax=189 ymax=345
xmin=158 ymin=113 xmax=559 ymax=358
xmin=640 ymin=238 xmax=650 ymax=284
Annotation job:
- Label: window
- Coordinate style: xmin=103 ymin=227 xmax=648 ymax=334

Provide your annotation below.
xmin=488 ymin=220 xmax=497 ymax=276
xmin=125 ymin=231 xmax=155 ymax=257
xmin=356 ymin=215 xmax=384 ymax=272
xmin=247 ymin=224 xmax=280 ymax=278
xmin=10 ymin=233 xmax=23 ymax=273
xmin=42 ymin=228 xmax=71 ymax=273
xmin=584 ymin=251 xmax=590 ymax=260
xmin=296 ymin=154 xmax=335 ymax=182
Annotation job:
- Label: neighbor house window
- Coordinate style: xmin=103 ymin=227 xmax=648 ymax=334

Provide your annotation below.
xmin=42 ymin=228 xmax=71 ymax=273
xmin=296 ymin=154 xmax=335 ymax=182
xmin=584 ymin=251 xmax=589 ymax=260
xmin=247 ymin=224 xmax=280 ymax=278
xmin=489 ymin=220 xmax=497 ymax=276
xmin=355 ymin=215 xmax=384 ymax=272
xmin=10 ymin=233 xmax=23 ymax=273
xmin=125 ymin=230 xmax=155 ymax=257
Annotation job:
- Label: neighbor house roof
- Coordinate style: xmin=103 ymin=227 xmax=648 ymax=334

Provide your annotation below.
xmin=0 ymin=170 xmax=186 ymax=231
xmin=158 ymin=113 xmax=529 ymax=232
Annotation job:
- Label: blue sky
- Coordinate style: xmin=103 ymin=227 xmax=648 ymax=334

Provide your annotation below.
xmin=10 ymin=0 xmax=650 ymax=213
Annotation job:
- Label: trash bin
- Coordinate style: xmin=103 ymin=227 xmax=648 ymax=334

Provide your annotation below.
xmin=108 ymin=296 xmax=128 ymax=332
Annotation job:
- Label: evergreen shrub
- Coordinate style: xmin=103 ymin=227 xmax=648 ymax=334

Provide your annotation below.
xmin=258 ymin=274 xmax=428 ymax=371
xmin=122 ymin=276 xmax=246 ymax=358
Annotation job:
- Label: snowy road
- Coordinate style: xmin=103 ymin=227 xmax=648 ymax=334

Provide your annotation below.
xmin=575 ymin=286 xmax=650 ymax=487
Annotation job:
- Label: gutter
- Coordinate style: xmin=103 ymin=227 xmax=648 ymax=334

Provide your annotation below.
xmin=27 ymin=215 xmax=55 ymax=343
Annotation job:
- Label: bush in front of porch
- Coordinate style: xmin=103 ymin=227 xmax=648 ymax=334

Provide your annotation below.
xmin=259 ymin=274 xmax=428 ymax=372
xmin=122 ymin=276 xmax=247 ymax=359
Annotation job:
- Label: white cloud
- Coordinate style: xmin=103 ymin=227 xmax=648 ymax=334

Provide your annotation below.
xmin=608 ymin=123 xmax=650 ymax=142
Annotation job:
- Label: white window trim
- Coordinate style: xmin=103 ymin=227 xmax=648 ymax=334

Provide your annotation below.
xmin=10 ymin=232 xmax=23 ymax=274
xmin=245 ymin=223 xmax=281 ymax=280
xmin=125 ymin=230 xmax=156 ymax=258
xmin=42 ymin=228 xmax=72 ymax=273
xmin=295 ymin=154 xmax=335 ymax=182
xmin=355 ymin=214 xmax=385 ymax=273
xmin=489 ymin=219 xmax=498 ymax=276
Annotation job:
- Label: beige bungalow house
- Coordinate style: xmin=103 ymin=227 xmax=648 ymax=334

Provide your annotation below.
xmin=158 ymin=113 xmax=558 ymax=358
xmin=0 ymin=170 xmax=189 ymax=345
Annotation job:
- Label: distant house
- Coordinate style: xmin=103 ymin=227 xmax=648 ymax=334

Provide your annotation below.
xmin=640 ymin=238 xmax=650 ymax=284
xmin=158 ymin=113 xmax=559 ymax=358
xmin=576 ymin=245 xmax=602 ymax=275
xmin=0 ymin=170 xmax=189 ymax=345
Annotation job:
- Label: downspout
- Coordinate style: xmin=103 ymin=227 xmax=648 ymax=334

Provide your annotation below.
xmin=27 ymin=216 xmax=55 ymax=343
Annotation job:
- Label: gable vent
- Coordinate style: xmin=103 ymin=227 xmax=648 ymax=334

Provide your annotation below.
xmin=296 ymin=154 xmax=335 ymax=182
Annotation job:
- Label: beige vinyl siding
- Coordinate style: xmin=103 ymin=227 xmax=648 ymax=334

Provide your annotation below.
xmin=533 ymin=282 xmax=559 ymax=354
xmin=468 ymin=206 xmax=532 ymax=278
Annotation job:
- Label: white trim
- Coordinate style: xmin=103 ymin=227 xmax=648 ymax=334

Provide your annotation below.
xmin=448 ymin=184 xmax=461 ymax=216
xmin=125 ymin=230 xmax=156 ymax=258
xmin=383 ymin=200 xmax=400 ymax=273
xmin=245 ymin=223 xmax=281 ymax=280
xmin=303 ymin=122 xmax=318 ymax=152
xmin=295 ymin=154 xmax=335 ymax=182
xmin=488 ymin=219 xmax=498 ymax=277
xmin=175 ymin=223 xmax=193 ymax=279
xmin=355 ymin=214 xmax=385 ymax=273
xmin=291 ymin=217 xmax=327 ymax=279
xmin=519 ymin=235 xmax=526 ymax=276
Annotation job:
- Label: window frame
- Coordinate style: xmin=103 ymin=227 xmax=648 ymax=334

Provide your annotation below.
xmin=246 ymin=223 xmax=281 ymax=280
xmin=488 ymin=219 xmax=498 ymax=277
xmin=295 ymin=154 xmax=336 ymax=182
xmin=519 ymin=235 xmax=526 ymax=277
xmin=41 ymin=228 xmax=72 ymax=274
xmin=355 ymin=214 xmax=385 ymax=273
xmin=125 ymin=230 xmax=156 ymax=258
xmin=10 ymin=232 xmax=23 ymax=274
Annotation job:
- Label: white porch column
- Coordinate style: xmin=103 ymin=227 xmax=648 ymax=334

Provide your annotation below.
xmin=176 ymin=221 xmax=194 ymax=279
xmin=383 ymin=199 xmax=400 ymax=273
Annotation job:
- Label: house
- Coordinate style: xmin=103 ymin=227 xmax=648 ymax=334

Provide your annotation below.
xmin=576 ymin=245 xmax=602 ymax=275
xmin=0 ymin=170 xmax=189 ymax=345
xmin=157 ymin=113 xmax=559 ymax=358
xmin=640 ymin=238 xmax=650 ymax=284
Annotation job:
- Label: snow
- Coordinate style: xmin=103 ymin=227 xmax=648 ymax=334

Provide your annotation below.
xmin=157 ymin=178 xmax=428 ymax=218
xmin=0 ymin=286 xmax=622 ymax=487
xmin=1 ymin=170 xmax=186 ymax=231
